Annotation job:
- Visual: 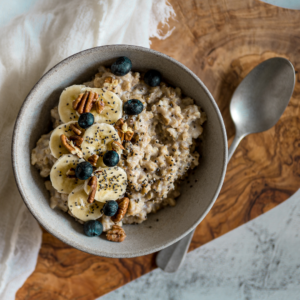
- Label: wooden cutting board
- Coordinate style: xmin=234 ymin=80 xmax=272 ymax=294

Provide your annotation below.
xmin=16 ymin=0 xmax=300 ymax=299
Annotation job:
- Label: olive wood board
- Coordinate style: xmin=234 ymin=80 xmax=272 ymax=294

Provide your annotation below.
xmin=16 ymin=0 xmax=300 ymax=299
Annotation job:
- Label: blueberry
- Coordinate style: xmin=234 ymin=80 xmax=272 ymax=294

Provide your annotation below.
xmin=78 ymin=112 xmax=94 ymax=129
xmin=103 ymin=200 xmax=119 ymax=216
xmin=123 ymin=99 xmax=143 ymax=115
xmin=75 ymin=161 xmax=93 ymax=180
xmin=111 ymin=57 xmax=132 ymax=76
xmin=103 ymin=150 xmax=119 ymax=167
xmin=83 ymin=220 xmax=103 ymax=237
xmin=144 ymin=70 xmax=162 ymax=87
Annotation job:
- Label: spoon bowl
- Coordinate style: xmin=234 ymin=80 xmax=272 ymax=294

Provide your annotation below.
xmin=230 ymin=57 xmax=295 ymax=136
xmin=228 ymin=57 xmax=295 ymax=160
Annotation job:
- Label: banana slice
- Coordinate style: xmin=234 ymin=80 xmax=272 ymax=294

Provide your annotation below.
xmin=49 ymin=121 xmax=82 ymax=159
xmin=81 ymin=123 xmax=123 ymax=168
xmin=68 ymin=185 xmax=104 ymax=222
xmin=58 ymin=85 xmax=122 ymax=125
xmin=84 ymin=167 xmax=127 ymax=203
xmin=50 ymin=154 xmax=85 ymax=194
xmin=82 ymin=87 xmax=123 ymax=124
xmin=58 ymin=85 xmax=86 ymax=123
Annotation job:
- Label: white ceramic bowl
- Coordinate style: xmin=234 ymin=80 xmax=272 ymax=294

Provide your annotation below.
xmin=12 ymin=45 xmax=227 ymax=258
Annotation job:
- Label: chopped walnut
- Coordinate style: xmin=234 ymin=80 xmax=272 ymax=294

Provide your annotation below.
xmin=122 ymin=123 xmax=134 ymax=141
xmin=122 ymin=80 xmax=131 ymax=91
xmin=111 ymin=141 xmax=125 ymax=151
xmin=115 ymin=118 xmax=124 ymax=128
xmin=112 ymin=79 xmax=119 ymax=86
xmin=106 ymin=225 xmax=126 ymax=242
xmin=112 ymin=197 xmax=129 ymax=223
xmin=104 ymin=77 xmax=112 ymax=83
xmin=114 ymin=118 xmax=125 ymax=142
xmin=114 ymin=118 xmax=134 ymax=142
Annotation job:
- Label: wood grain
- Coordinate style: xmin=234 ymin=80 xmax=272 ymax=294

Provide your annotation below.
xmin=16 ymin=0 xmax=300 ymax=299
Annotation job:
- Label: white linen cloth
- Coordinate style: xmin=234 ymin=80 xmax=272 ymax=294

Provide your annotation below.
xmin=0 ymin=1 xmax=175 ymax=299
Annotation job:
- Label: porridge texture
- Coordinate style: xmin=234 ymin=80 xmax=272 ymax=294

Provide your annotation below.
xmin=31 ymin=62 xmax=206 ymax=241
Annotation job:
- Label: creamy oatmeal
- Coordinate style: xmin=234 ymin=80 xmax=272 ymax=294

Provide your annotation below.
xmin=31 ymin=57 xmax=206 ymax=242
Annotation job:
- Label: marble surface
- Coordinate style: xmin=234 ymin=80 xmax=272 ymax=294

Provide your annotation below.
xmin=261 ymin=0 xmax=300 ymax=9
xmin=100 ymin=189 xmax=300 ymax=300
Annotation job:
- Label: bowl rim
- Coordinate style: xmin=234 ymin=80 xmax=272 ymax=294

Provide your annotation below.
xmin=12 ymin=44 xmax=228 ymax=257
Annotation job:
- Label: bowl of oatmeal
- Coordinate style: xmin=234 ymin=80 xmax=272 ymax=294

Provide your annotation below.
xmin=12 ymin=45 xmax=227 ymax=257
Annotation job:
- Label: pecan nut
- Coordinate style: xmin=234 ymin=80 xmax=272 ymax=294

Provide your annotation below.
xmin=73 ymin=91 xmax=99 ymax=114
xmin=106 ymin=225 xmax=126 ymax=242
xmin=84 ymin=91 xmax=97 ymax=113
xmin=60 ymin=134 xmax=74 ymax=152
xmin=87 ymin=176 xmax=97 ymax=203
xmin=72 ymin=93 xmax=84 ymax=110
xmin=76 ymin=92 xmax=89 ymax=114
xmin=70 ymin=123 xmax=82 ymax=135
xmin=69 ymin=135 xmax=83 ymax=147
xmin=60 ymin=134 xmax=83 ymax=158
xmin=95 ymin=99 xmax=105 ymax=114
xmin=111 ymin=197 xmax=129 ymax=223
xmin=88 ymin=154 xmax=99 ymax=167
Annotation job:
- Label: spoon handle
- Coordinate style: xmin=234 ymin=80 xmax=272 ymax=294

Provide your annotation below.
xmin=156 ymin=132 xmax=245 ymax=272
xmin=155 ymin=230 xmax=194 ymax=273
xmin=227 ymin=132 xmax=245 ymax=161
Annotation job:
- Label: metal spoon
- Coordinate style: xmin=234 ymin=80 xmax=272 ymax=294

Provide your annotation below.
xmin=156 ymin=57 xmax=295 ymax=273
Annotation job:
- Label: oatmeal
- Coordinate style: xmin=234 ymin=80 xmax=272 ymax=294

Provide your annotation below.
xmin=31 ymin=56 xmax=206 ymax=242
